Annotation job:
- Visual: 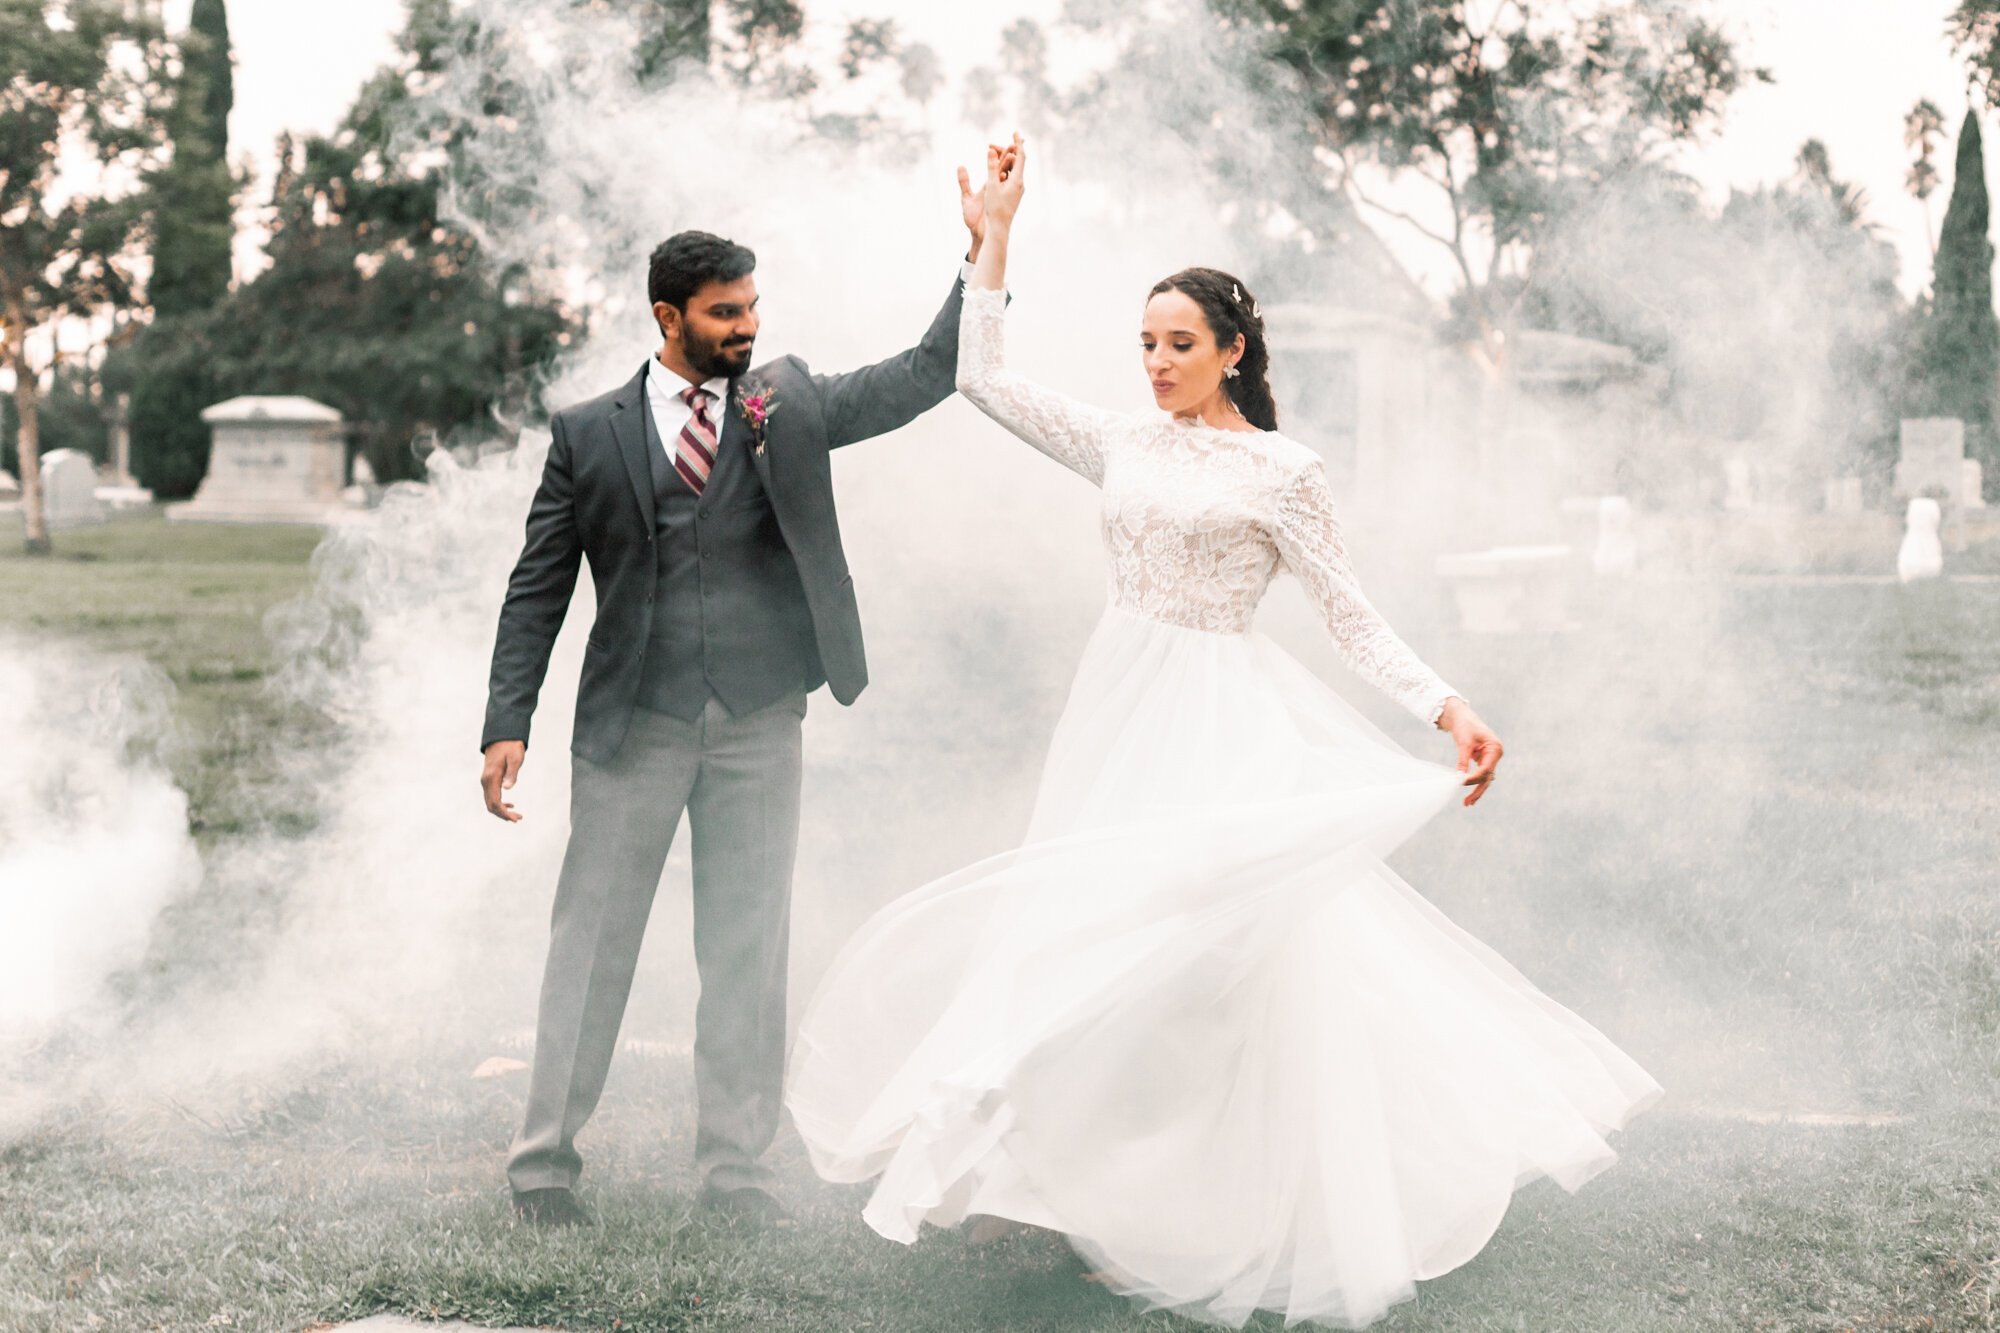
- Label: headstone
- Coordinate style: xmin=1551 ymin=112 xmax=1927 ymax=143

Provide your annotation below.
xmin=1593 ymin=496 xmax=1636 ymax=575
xmin=1964 ymin=459 xmax=1987 ymax=510
xmin=167 ymin=396 xmax=347 ymax=525
xmin=40 ymin=450 xmax=107 ymax=528
xmin=350 ymin=452 xmax=376 ymax=486
xmin=1824 ymin=477 xmax=1864 ymax=514
xmin=1434 ymin=544 xmax=1574 ymax=632
xmin=1895 ymin=418 xmax=1968 ymax=502
xmin=106 ymin=392 xmax=137 ymax=486
xmin=1723 ymin=457 xmax=1754 ymax=511
xmin=1897 ymin=497 xmax=1943 ymax=583
xmin=0 ymin=469 xmax=17 ymax=499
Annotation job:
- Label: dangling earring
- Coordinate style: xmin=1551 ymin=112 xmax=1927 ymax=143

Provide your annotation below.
xmin=1222 ymin=364 xmax=1240 ymax=379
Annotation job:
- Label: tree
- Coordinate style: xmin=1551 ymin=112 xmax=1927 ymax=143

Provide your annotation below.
xmin=971 ymin=0 xmax=1763 ymax=376
xmin=1912 ymin=109 xmax=2000 ymax=492
xmin=1906 ymin=98 xmax=1947 ymax=261
xmin=1217 ymin=0 xmax=1768 ymax=374
xmin=0 ymin=0 xmax=170 ymax=552
xmin=148 ymin=0 xmax=235 ymax=320
xmin=118 ymin=0 xmax=234 ymax=501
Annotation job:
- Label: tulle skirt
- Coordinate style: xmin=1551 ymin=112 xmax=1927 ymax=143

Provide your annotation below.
xmin=786 ymin=605 xmax=1661 ymax=1328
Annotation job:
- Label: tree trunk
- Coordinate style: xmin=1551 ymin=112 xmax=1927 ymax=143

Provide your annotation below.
xmin=11 ymin=346 xmax=50 ymax=555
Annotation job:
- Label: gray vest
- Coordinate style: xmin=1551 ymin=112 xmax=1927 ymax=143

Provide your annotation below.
xmin=636 ymin=382 xmax=821 ymax=720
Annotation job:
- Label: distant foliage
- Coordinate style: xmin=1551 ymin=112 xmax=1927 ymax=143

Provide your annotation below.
xmin=972 ymin=0 xmax=1766 ymax=373
xmin=126 ymin=0 xmax=237 ymax=497
xmin=1213 ymin=0 xmax=1768 ymax=369
xmin=0 ymin=0 xmax=171 ymax=549
xmin=119 ymin=0 xmax=938 ymax=494
xmin=1911 ymin=110 xmax=2000 ymax=496
xmin=119 ymin=2 xmax=573 ymax=492
xmin=147 ymin=0 xmax=235 ymax=320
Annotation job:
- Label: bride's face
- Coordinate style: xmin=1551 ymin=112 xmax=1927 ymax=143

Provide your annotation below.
xmin=1141 ymin=290 xmax=1242 ymax=417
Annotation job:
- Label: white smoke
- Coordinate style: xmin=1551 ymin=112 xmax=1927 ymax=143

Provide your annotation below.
xmin=0 ymin=0 xmax=1952 ymax=1132
xmin=0 ymin=641 xmax=201 ymax=1043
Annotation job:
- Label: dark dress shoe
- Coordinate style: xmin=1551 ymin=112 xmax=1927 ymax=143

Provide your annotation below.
xmin=698 ymin=1183 xmax=793 ymax=1229
xmin=512 ymin=1186 xmax=591 ymax=1228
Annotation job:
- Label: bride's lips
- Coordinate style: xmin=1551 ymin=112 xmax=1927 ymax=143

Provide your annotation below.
xmin=1151 ymin=381 xmax=1174 ymax=394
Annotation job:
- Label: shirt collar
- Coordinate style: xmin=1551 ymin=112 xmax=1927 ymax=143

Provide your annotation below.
xmin=648 ymin=353 xmax=728 ymax=402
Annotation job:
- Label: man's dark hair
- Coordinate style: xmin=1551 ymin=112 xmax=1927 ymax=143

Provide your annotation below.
xmin=648 ymin=230 xmax=757 ymax=314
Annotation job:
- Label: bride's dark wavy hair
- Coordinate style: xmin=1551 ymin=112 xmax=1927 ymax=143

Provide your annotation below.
xmin=1147 ymin=267 xmax=1279 ymax=432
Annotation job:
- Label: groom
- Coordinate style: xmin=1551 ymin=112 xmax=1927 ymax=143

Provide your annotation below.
xmin=480 ymin=167 xmax=1003 ymax=1228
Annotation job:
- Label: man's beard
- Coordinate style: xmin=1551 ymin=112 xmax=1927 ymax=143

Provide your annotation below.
xmin=685 ymin=326 xmax=755 ymax=381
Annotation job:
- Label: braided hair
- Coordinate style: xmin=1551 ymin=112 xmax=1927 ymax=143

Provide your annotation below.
xmin=1147 ymin=267 xmax=1279 ymax=432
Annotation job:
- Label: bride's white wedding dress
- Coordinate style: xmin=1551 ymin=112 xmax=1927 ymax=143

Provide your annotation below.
xmin=785 ymin=286 xmax=1661 ymax=1328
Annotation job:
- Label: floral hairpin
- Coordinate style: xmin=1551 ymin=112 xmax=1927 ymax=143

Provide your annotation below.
xmin=1232 ymin=282 xmax=1262 ymax=318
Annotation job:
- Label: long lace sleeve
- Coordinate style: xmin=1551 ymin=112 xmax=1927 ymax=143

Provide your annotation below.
xmin=1270 ymin=458 xmax=1462 ymax=726
xmin=955 ymin=286 xmax=1119 ymax=485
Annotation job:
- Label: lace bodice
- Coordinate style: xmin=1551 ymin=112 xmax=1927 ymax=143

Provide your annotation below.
xmin=955 ymin=286 xmax=1462 ymax=726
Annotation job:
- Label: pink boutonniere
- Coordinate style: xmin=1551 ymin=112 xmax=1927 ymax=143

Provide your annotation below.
xmin=735 ymin=383 xmax=780 ymax=456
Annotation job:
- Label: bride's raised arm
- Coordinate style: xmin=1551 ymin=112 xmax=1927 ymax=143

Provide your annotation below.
xmin=955 ymin=136 xmax=1121 ymax=487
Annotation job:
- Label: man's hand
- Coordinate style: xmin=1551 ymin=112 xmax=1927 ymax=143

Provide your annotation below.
xmin=1437 ymin=697 xmax=1503 ymax=808
xmin=482 ymin=740 xmax=527 ymax=822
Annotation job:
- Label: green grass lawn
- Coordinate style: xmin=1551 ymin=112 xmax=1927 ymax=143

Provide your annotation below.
xmin=3 ymin=512 xmax=1999 ymax=1332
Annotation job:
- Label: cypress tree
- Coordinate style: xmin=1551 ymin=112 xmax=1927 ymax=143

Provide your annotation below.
xmin=1918 ymin=108 xmax=2000 ymax=493
xmin=128 ymin=0 xmax=234 ymax=496
xmin=149 ymin=0 xmax=234 ymax=318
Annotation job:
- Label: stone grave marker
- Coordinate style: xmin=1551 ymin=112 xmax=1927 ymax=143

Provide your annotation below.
xmin=168 ymin=396 xmax=347 ymax=525
xmin=40 ymin=449 xmax=106 ymax=529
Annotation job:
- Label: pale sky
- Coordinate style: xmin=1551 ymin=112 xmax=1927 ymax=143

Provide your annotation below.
xmin=193 ymin=0 xmax=1980 ymax=301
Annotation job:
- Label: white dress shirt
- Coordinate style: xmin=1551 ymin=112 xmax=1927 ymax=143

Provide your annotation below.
xmin=645 ymin=261 xmax=979 ymax=463
xmin=645 ymin=357 xmax=729 ymax=457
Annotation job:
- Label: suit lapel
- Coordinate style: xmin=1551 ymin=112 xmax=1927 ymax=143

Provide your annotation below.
xmin=610 ymin=363 xmax=654 ymax=529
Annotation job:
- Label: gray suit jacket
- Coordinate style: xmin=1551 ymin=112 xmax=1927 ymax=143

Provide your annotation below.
xmin=482 ymin=272 xmax=968 ymax=763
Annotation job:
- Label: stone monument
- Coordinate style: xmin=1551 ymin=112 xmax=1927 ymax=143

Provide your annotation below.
xmin=96 ymin=391 xmax=152 ymax=508
xmin=40 ymin=449 xmax=106 ymax=529
xmin=1434 ymin=544 xmax=1575 ymax=632
xmin=1823 ymin=477 xmax=1864 ymax=514
xmin=1898 ymin=498 xmax=1943 ymax=582
xmin=167 ymin=396 xmax=348 ymax=525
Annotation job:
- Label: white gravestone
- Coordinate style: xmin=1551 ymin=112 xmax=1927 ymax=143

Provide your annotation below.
xmin=1434 ymin=544 xmax=1574 ymax=632
xmin=167 ymin=396 xmax=347 ymax=525
xmin=1898 ymin=498 xmax=1943 ymax=583
xmin=1593 ymin=496 xmax=1636 ymax=575
xmin=0 ymin=469 xmax=17 ymax=500
xmin=1723 ymin=457 xmax=1754 ymax=511
xmin=1964 ymin=459 xmax=1986 ymax=510
xmin=1895 ymin=419 xmax=1971 ymax=504
xmin=40 ymin=449 xmax=106 ymax=528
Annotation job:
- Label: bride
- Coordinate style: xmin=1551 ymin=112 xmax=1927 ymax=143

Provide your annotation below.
xmin=785 ymin=136 xmax=1662 ymax=1329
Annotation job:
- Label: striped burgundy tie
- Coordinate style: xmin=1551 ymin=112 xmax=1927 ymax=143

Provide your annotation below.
xmin=674 ymin=384 xmax=718 ymax=496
